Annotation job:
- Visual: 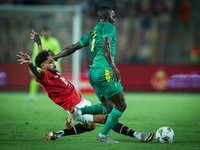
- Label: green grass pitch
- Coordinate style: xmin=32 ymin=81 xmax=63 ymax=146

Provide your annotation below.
xmin=0 ymin=92 xmax=200 ymax=150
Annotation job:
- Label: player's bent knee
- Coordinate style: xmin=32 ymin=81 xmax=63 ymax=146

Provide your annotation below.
xmin=116 ymin=102 xmax=127 ymax=112
xmin=123 ymin=102 xmax=127 ymax=110
xmin=121 ymin=102 xmax=127 ymax=111
xmin=90 ymin=123 xmax=96 ymax=130
xmin=83 ymin=122 xmax=96 ymax=130
xmin=105 ymin=106 xmax=113 ymax=113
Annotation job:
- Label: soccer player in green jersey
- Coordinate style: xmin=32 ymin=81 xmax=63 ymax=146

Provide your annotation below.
xmin=52 ymin=6 xmax=154 ymax=143
xmin=27 ymin=27 xmax=62 ymax=101
xmin=27 ymin=29 xmax=154 ymax=143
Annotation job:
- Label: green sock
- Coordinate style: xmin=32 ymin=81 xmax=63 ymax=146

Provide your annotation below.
xmin=101 ymin=108 xmax=123 ymax=136
xmin=81 ymin=104 xmax=107 ymax=115
xmin=29 ymin=78 xmax=39 ymax=97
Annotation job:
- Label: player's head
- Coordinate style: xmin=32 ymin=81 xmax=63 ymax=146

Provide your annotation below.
xmin=41 ymin=26 xmax=51 ymax=39
xmin=97 ymin=6 xmax=115 ymax=25
xmin=35 ymin=50 xmax=57 ymax=74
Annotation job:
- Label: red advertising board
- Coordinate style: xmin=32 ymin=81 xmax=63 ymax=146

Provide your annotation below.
xmin=0 ymin=63 xmax=200 ymax=92
xmin=117 ymin=64 xmax=200 ymax=92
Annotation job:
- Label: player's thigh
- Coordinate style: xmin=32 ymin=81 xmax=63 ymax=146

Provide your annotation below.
xmin=108 ymin=90 xmax=127 ymax=112
xmin=88 ymin=68 xmax=103 ymax=101
xmin=101 ymin=97 xmax=114 ymax=113
xmin=89 ymin=67 xmax=123 ymax=99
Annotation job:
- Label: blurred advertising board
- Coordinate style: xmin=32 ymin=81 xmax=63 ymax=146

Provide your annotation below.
xmin=117 ymin=64 xmax=200 ymax=92
xmin=0 ymin=63 xmax=200 ymax=92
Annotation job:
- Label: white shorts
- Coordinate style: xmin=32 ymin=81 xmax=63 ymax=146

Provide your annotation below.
xmin=68 ymin=98 xmax=92 ymax=124
xmin=75 ymin=98 xmax=91 ymax=108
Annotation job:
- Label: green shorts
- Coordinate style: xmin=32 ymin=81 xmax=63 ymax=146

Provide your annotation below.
xmin=88 ymin=67 xmax=123 ymax=101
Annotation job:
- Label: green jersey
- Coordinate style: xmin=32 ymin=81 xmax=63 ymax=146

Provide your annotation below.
xmin=80 ymin=22 xmax=117 ymax=69
xmin=31 ymin=36 xmax=62 ymax=71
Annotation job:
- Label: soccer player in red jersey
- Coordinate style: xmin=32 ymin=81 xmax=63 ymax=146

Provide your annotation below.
xmin=16 ymin=29 xmax=154 ymax=142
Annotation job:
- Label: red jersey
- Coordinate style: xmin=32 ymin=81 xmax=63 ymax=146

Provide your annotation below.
xmin=36 ymin=71 xmax=82 ymax=111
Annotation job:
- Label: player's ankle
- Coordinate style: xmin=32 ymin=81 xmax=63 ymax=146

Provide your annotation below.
xmin=56 ymin=130 xmax=64 ymax=138
xmin=98 ymin=133 xmax=107 ymax=138
xmin=133 ymin=132 xmax=142 ymax=140
xmin=78 ymin=108 xmax=82 ymax=115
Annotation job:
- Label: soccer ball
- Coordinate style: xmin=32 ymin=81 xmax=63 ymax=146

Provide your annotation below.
xmin=156 ymin=127 xmax=175 ymax=144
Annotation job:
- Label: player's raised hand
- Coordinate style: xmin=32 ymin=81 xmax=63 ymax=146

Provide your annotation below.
xmin=16 ymin=51 xmax=31 ymax=65
xmin=30 ymin=29 xmax=42 ymax=45
xmin=30 ymin=29 xmax=36 ymax=42
xmin=30 ymin=29 xmax=40 ymax=42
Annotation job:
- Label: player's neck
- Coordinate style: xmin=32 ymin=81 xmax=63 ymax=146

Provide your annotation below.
xmin=99 ymin=19 xmax=107 ymax=22
xmin=42 ymin=68 xmax=48 ymax=72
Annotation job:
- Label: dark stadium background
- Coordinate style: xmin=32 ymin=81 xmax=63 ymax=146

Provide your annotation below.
xmin=0 ymin=1 xmax=200 ymax=150
xmin=0 ymin=0 xmax=200 ymax=92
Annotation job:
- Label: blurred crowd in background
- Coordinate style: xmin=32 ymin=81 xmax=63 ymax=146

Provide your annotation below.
xmin=0 ymin=0 xmax=200 ymax=65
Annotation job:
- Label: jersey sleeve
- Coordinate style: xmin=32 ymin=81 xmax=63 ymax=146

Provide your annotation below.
xmin=36 ymin=71 xmax=51 ymax=83
xmin=101 ymin=23 xmax=116 ymax=40
xmin=80 ymin=33 xmax=90 ymax=47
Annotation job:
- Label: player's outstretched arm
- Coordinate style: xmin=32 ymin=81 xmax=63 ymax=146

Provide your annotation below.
xmin=16 ymin=51 xmax=43 ymax=80
xmin=102 ymin=37 xmax=121 ymax=82
xmin=30 ymin=29 xmax=44 ymax=52
xmin=52 ymin=41 xmax=83 ymax=61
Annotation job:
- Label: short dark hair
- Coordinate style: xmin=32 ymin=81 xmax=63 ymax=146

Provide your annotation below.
xmin=35 ymin=50 xmax=52 ymax=68
xmin=97 ymin=6 xmax=112 ymax=16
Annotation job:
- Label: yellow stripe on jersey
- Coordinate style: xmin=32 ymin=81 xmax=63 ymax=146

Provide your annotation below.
xmin=105 ymin=69 xmax=111 ymax=82
xmin=91 ymin=31 xmax=96 ymax=52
